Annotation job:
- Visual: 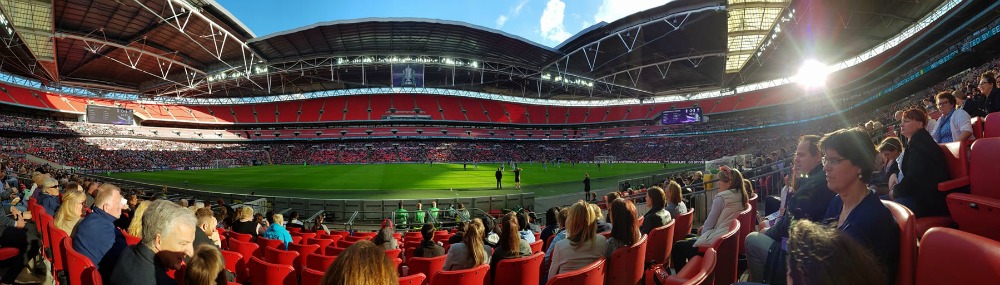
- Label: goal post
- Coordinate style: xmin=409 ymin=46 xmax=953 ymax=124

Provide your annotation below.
xmin=210 ymin=159 xmax=238 ymax=169
xmin=594 ymin=155 xmax=616 ymax=163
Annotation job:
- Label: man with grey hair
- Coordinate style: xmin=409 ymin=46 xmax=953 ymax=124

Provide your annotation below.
xmin=109 ymin=200 xmax=197 ymax=284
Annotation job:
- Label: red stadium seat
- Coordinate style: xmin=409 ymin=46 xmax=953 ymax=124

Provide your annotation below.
xmin=329 ymin=230 xmax=351 ymax=237
xmin=63 ymin=238 xmax=100 ymax=285
xmin=385 ymin=248 xmax=402 ymax=259
xmin=344 ymin=235 xmax=368 ymax=242
xmin=400 ymin=273 xmax=428 ymax=285
xmin=673 ymin=209 xmax=694 ymax=244
xmin=529 ymin=240 xmax=543 ymax=254
xmin=335 ymin=239 xmax=356 ymax=248
xmin=430 ymin=264 xmax=489 ymax=285
xmin=546 ymin=258 xmax=606 ymax=285
xmin=288 ymin=243 xmax=320 ymax=273
xmin=220 ymin=250 xmax=244 ymax=278
xmin=985 ymin=112 xmax=1000 ymax=138
xmin=298 ymin=232 xmax=317 ymax=243
xmin=492 ymin=252 xmax=543 ymax=285
xmin=947 ymin=137 xmax=1000 ymax=241
xmin=648 ymin=248 xmax=717 ymax=285
xmin=48 ymin=226 xmax=69 ymax=276
xmin=697 ymin=219 xmax=739 ymax=285
xmin=914 ymin=141 xmax=970 ymax=237
xmin=123 ymin=231 xmax=141 ymax=246
xmin=248 ymin=256 xmax=297 ymax=285
xmin=645 ymin=219 xmax=675 ymax=266
xmin=291 ymin=235 xmax=303 ymax=245
xmin=257 ymin=236 xmax=284 ymax=252
xmin=229 ymin=232 xmax=253 ymax=243
xmin=883 ymin=201 xmax=917 ymax=285
xmin=301 ymin=267 xmax=326 ymax=285
xmin=607 ymin=236 xmax=647 ymax=285
xmin=916 ymin=227 xmax=1000 ymax=285
xmin=227 ymin=239 xmax=259 ymax=283
xmin=971 ymin=116 xmax=985 ymax=139
xmin=306 ymin=252 xmax=337 ymax=271
xmin=544 ymin=235 xmax=556 ymax=254
xmin=82 ymin=266 xmax=103 ymax=285
xmin=407 ymin=255 xmax=447 ymax=285
xmin=306 ymin=237 xmax=338 ymax=255
xmin=404 ymin=231 xmax=423 ymax=241
xmin=326 ymin=245 xmax=346 ymax=256
xmin=264 ymin=246 xmax=300 ymax=268
xmin=736 ymin=205 xmax=753 ymax=256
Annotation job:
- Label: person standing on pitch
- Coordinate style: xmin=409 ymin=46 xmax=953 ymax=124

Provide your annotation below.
xmin=583 ymin=173 xmax=591 ymax=200
xmin=495 ymin=168 xmax=503 ymax=189
xmin=514 ymin=168 xmax=522 ymax=190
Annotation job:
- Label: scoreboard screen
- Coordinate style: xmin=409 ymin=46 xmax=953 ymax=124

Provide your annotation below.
xmin=660 ymin=107 xmax=702 ymax=125
xmin=86 ymin=105 xmax=134 ymax=125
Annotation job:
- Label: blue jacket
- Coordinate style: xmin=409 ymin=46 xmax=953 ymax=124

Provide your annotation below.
xmin=824 ymin=190 xmax=900 ymax=284
xmin=37 ymin=192 xmax=60 ymax=217
xmin=73 ymin=206 xmax=127 ymax=280
xmin=262 ymin=224 xmax=293 ymax=250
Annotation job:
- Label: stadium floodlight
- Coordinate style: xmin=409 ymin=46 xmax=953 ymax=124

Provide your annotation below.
xmin=794 ymin=59 xmax=830 ymax=88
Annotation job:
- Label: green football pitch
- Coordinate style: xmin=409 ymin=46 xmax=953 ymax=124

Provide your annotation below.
xmin=109 ymin=163 xmax=697 ymax=199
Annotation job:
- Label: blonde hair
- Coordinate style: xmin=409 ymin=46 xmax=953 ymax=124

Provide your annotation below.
xmin=273 ymin=214 xmax=285 ymax=225
xmin=54 ymin=189 xmax=86 ymax=234
xmin=127 ymin=201 xmax=151 ymax=237
xmin=239 ymin=207 xmax=254 ymax=221
xmin=463 ymin=218 xmax=487 ymax=269
xmin=321 ymin=240 xmax=397 ymax=285
xmin=566 ymin=201 xmax=598 ymax=249
xmin=186 ymin=244 xmax=226 ymax=285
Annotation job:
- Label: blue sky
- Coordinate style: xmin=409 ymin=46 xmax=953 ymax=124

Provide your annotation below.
xmin=215 ymin=0 xmax=671 ymax=47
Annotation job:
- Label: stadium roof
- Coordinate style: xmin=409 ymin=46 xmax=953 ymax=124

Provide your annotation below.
xmin=0 ymin=0 xmax=952 ymax=102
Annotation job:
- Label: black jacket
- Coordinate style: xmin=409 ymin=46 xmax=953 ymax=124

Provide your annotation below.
xmin=765 ymin=164 xmax=834 ymax=241
xmin=108 ymin=244 xmax=177 ymax=285
xmin=894 ymin=129 xmax=950 ymax=217
xmin=414 ymin=240 xmax=446 ymax=258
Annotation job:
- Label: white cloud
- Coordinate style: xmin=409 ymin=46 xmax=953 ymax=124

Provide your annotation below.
xmin=594 ymin=0 xmax=671 ymax=24
xmin=496 ymin=15 xmax=509 ymax=28
xmin=513 ymin=0 xmax=529 ymax=16
xmin=540 ymin=0 xmax=572 ymax=43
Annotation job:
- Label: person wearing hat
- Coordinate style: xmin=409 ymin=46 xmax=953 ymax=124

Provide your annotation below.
xmin=37 ymin=177 xmax=61 ymax=216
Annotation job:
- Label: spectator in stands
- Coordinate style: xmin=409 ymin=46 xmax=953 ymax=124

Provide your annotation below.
xmin=36 ymin=177 xmax=60 ymax=216
xmin=372 ymin=219 xmax=399 ymax=250
xmin=185 ymin=245 xmax=228 ymax=285
xmin=542 ymin=207 xmax=570 ymax=280
xmin=195 ymin=208 xmax=222 ymax=249
xmin=547 ymin=201 xmax=607 ymax=281
xmin=311 ymin=214 xmax=330 ymax=235
xmin=931 ymin=92 xmax=974 ymax=143
xmin=746 ymin=135 xmax=834 ymax=282
xmin=787 ymin=220 xmax=887 ymax=285
xmin=516 ymin=211 xmax=536 ymax=242
xmin=414 ymin=223 xmax=445 ymax=258
xmin=665 ymin=181 xmax=688 ymax=219
xmin=888 ymin=108 xmax=950 ymax=218
xmin=448 ymin=221 xmax=468 ymax=245
xmin=0 ymin=184 xmax=26 ymax=284
xmin=875 ymin=137 xmax=903 ymax=191
xmin=605 ymin=198 xmax=640 ymax=257
xmin=489 ymin=213 xmax=532 ymax=283
xmin=73 ymin=183 xmax=127 ymax=280
xmin=286 ymin=211 xmax=304 ymax=230
xmin=540 ymin=207 xmax=561 ymax=244
xmin=978 ymin=71 xmax=1000 ymax=115
xmin=231 ymin=207 xmax=263 ymax=240
xmin=819 ymin=128 xmax=900 ymax=283
xmin=54 ymin=188 xmax=86 ymax=234
xmin=480 ymin=214 xmax=499 ymax=248
xmin=455 ymin=202 xmax=471 ymax=223
xmin=671 ymin=166 xmax=748 ymax=271
xmin=84 ymin=181 xmax=98 ymax=208
xmin=443 ymin=218 xmax=491 ymax=270
xmin=590 ymin=203 xmax=612 ymax=234
xmin=320 ymin=240 xmax=397 ymax=285
xmin=639 ymin=186 xmax=672 ymax=235
xmin=127 ymin=201 xmax=150 ymax=238
xmin=262 ymin=213 xmax=293 ymax=250
xmin=109 ymin=200 xmax=198 ymax=284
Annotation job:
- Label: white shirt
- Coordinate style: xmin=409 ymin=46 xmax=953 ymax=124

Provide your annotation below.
xmin=930 ymin=109 xmax=973 ymax=143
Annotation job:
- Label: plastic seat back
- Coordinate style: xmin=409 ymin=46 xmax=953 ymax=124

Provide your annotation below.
xmin=305 ymin=252 xmax=337 ymax=271
xmin=697 ymin=219 xmax=739 ymax=285
xmin=407 ymin=255 xmax=447 ymax=285
xmin=248 ymin=256 xmax=296 ymax=285
xmin=948 ymin=138 xmax=1000 ymax=240
xmin=62 ymin=238 xmax=98 ymax=285
xmin=545 ymin=258 xmax=606 ymax=285
xmin=972 ymin=116 xmax=985 ymax=139
xmin=326 ymin=245 xmax=346 ymax=256
xmin=985 ymin=112 xmax=1000 ymax=138
xmin=883 ymin=201 xmax=916 ymax=285
xmin=645 ymin=219 xmax=675 ymax=265
xmin=220 ymin=250 xmax=244 ymax=277
xmin=298 ymin=232 xmax=316 ymax=242
xmin=306 ymin=238 xmax=336 ymax=255
xmin=227 ymin=239 xmax=259 ymax=283
xmin=493 ymin=252 xmax=543 ymax=285
xmin=673 ymin=209 xmax=694 ymax=244
xmin=400 ymin=273 xmax=428 ymax=285
xmin=123 ymin=232 xmax=141 ymax=246
xmin=301 ymin=267 xmax=325 ymax=285
xmin=229 ymin=231 xmax=253 ymax=243
xmin=529 ymin=240 xmax=543 ymax=253
xmin=48 ymin=226 xmax=69 ymax=273
xmin=662 ymin=249 xmax=717 ymax=285
xmin=430 ymin=264 xmax=489 ymax=285
xmin=257 ymin=236 xmax=284 ymax=252
xmin=288 ymin=243 xmax=320 ymax=273
xmin=607 ymin=236 xmax=647 ymax=285
xmin=264 ymin=246 xmax=300 ymax=268
xmin=385 ymin=248 xmax=402 ymax=259
xmin=916 ymin=227 xmax=1000 ymax=285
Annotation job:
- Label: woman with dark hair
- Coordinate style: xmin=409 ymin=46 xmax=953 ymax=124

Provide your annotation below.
xmin=489 ymin=213 xmax=532 ymax=283
xmin=516 ymin=212 xmax=536 ymax=242
xmin=371 ymin=219 xmax=399 ymax=250
xmin=671 ymin=165 xmax=748 ymax=270
xmin=605 ymin=198 xmax=640 ymax=257
xmin=320 ymin=240 xmax=398 ymax=285
xmin=539 ymin=207 xmax=561 ymax=244
xmin=819 ymin=127 xmax=900 ymax=284
xmin=665 ymin=181 xmax=688 ymax=219
xmin=786 ymin=220 xmax=887 ymax=285
xmin=888 ymin=108 xmax=950 ymax=217
xmin=639 ymin=186 xmax=672 ymax=235
xmin=876 ymin=137 xmax=904 ymax=191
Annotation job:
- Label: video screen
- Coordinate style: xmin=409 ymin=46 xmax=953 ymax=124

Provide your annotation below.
xmin=86 ymin=105 xmax=134 ymax=125
xmin=660 ymin=107 xmax=702 ymax=125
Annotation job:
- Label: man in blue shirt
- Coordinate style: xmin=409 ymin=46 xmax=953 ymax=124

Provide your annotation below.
xmin=72 ymin=183 xmax=127 ymax=280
